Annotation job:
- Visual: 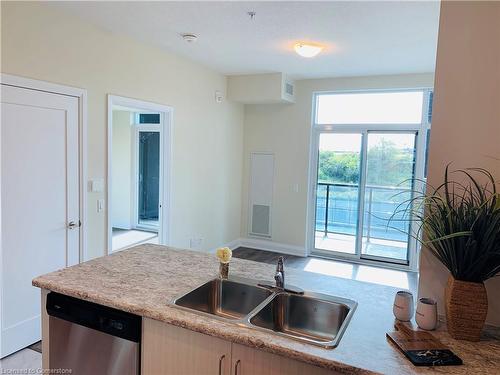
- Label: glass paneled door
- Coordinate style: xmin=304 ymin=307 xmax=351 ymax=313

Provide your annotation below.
xmin=135 ymin=124 xmax=162 ymax=232
xmin=137 ymin=129 xmax=160 ymax=230
xmin=315 ymin=133 xmax=362 ymax=255
xmin=311 ymin=89 xmax=432 ymax=268
xmin=361 ymin=132 xmax=417 ymax=263
xmin=313 ymin=131 xmax=418 ymax=265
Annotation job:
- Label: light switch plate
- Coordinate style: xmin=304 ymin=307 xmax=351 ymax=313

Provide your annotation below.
xmin=90 ymin=179 xmax=104 ymax=192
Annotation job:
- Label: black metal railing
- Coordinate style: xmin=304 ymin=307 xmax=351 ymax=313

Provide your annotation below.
xmin=315 ymin=182 xmax=411 ymax=242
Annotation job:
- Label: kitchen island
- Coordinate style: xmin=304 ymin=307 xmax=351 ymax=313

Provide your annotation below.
xmin=33 ymin=244 xmax=500 ymax=374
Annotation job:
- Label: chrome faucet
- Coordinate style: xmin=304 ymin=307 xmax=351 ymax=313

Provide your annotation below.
xmin=274 ymin=256 xmax=285 ymax=289
xmin=258 ymin=255 xmax=303 ymax=295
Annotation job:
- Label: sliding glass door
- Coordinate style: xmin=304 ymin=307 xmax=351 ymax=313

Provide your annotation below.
xmin=315 ymin=133 xmax=362 ymax=255
xmin=310 ymin=90 xmax=432 ymax=268
xmin=361 ymin=132 xmax=416 ymax=262
xmin=313 ymin=131 xmax=418 ymax=265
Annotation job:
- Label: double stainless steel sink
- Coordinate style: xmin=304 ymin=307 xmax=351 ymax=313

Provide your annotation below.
xmin=173 ymin=276 xmax=357 ymax=348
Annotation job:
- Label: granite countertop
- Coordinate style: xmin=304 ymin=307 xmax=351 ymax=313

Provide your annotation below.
xmin=33 ymin=244 xmax=500 ymax=374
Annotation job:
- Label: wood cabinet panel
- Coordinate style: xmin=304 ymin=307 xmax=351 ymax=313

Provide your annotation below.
xmin=142 ymin=319 xmax=340 ymax=375
xmin=142 ymin=318 xmax=231 ymax=375
xmin=231 ymin=343 xmax=339 ymax=375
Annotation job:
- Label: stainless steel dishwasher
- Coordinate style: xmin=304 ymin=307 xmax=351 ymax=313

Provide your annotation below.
xmin=46 ymin=292 xmax=141 ymax=375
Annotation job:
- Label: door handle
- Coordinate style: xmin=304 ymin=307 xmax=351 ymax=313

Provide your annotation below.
xmin=68 ymin=220 xmax=81 ymax=230
xmin=234 ymin=359 xmax=241 ymax=375
xmin=218 ymin=354 xmax=225 ymax=375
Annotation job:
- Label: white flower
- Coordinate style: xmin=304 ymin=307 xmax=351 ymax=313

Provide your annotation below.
xmin=216 ymin=247 xmax=232 ymax=263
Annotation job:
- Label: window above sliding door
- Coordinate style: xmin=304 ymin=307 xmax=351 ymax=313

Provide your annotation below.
xmin=315 ymin=91 xmax=425 ymax=125
xmin=309 ymin=89 xmax=433 ymax=270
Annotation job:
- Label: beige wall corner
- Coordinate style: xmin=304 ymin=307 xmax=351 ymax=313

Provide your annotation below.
xmin=419 ymin=1 xmax=500 ymax=326
xmin=111 ymin=110 xmax=133 ymax=229
xmin=241 ymin=73 xmax=435 ymax=248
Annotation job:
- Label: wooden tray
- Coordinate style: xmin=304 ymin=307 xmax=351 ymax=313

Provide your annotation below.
xmin=386 ymin=322 xmax=463 ymax=366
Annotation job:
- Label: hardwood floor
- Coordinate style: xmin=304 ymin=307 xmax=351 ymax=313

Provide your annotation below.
xmin=232 ymin=247 xmax=418 ymax=292
xmin=0 ymin=348 xmax=41 ymax=372
xmin=233 ymin=247 xmax=302 ymax=265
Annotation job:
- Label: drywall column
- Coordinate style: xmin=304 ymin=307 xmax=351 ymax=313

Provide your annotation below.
xmin=111 ymin=110 xmax=133 ymax=229
xmin=419 ymin=1 xmax=500 ymax=326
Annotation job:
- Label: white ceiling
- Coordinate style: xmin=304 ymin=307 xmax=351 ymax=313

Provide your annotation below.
xmin=51 ymin=1 xmax=440 ymax=79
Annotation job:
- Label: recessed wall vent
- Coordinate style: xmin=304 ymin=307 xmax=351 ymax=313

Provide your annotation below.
xmin=251 ymin=205 xmax=270 ymax=236
xmin=248 ymin=153 xmax=274 ymax=238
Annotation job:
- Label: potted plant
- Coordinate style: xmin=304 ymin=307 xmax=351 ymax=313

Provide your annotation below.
xmin=398 ymin=166 xmax=500 ymax=341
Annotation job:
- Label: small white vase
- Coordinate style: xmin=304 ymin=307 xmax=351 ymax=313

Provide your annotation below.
xmin=416 ymin=297 xmax=438 ymax=331
xmin=393 ymin=291 xmax=414 ymax=322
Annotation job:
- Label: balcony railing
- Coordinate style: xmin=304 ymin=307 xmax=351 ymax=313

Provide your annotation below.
xmin=315 ymin=182 xmax=411 ymax=243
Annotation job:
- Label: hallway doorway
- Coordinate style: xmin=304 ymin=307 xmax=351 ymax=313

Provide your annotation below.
xmin=107 ymin=96 xmax=172 ymax=253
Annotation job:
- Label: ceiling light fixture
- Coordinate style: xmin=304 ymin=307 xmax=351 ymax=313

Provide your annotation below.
xmin=294 ymin=42 xmax=323 ymax=58
xmin=181 ymin=33 xmax=198 ymax=43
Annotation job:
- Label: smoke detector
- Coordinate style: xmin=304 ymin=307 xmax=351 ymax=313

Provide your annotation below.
xmin=181 ymin=33 xmax=198 ymax=43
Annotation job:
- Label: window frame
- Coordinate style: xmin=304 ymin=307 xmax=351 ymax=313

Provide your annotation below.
xmin=306 ymin=88 xmax=432 ymax=272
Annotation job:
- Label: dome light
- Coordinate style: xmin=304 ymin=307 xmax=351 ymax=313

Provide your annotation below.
xmin=294 ymin=42 xmax=323 ymax=58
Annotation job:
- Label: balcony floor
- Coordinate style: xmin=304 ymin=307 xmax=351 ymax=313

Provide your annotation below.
xmin=315 ymin=231 xmax=407 ymax=261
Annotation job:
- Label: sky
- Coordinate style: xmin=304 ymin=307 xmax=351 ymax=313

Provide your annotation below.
xmin=316 ymin=91 xmax=424 ymax=125
xmin=317 ymin=90 xmax=423 ymax=152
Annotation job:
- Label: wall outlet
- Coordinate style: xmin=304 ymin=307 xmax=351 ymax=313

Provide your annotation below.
xmin=189 ymin=238 xmax=203 ymax=250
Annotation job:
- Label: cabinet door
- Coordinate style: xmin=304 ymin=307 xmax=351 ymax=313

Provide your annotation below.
xmin=142 ymin=318 xmax=231 ymax=375
xmin=231 ymin=343 xmax=339 ymax=375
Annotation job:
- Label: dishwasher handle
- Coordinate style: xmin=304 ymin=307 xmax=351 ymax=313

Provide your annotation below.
xmin=47 ymin=292 xmax=141 ymax=343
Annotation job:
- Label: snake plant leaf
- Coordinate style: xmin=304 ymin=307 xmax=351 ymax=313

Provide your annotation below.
xmin=494 ymin=193 xmax=500 ymax=211
xmin=391 ymin=167 xmax=500 ymax=282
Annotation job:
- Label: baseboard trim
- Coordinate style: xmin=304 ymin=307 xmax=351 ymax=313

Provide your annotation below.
xmin=211 ymin=238 xmax=306 ymax=257
xmin=238 ymin=237 xmax=307 ymax=257
xmin=222 ymin=239 xmax=242 ymax=251
xmin=208 ymin=238 xmax=242 ymax=253
xmin=111 ymin=223 xmax=132 ymax=230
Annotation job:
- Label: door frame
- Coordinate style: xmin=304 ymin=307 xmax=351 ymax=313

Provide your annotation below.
xmin=0 ymin=73 xmax=88 ymax=261
xmin=107 ymin=95 xmax=173 ymax=254
xmin=306 ymin=88 xmax=432 ymax=272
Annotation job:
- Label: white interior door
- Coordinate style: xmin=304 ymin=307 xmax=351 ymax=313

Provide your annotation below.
xmin=0 ymin=84 xmax=80 ymax=358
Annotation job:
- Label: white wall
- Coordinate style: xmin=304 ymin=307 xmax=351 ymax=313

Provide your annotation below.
xmin=227 ymin=73 xmax=293 ymax=104
xmin=111 ymin=110 xmax=133 ymax=229
xmin=419 ymin=1 xmax=500 ymax=326
xmin=1 ymin=2 xmax=244 ymax=259
xmin=241 ymin=74 xmax=434 ymax=251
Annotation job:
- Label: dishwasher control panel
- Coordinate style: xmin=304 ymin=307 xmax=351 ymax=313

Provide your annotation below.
xmin=47 ymin=292 xmax=141 ymax=342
